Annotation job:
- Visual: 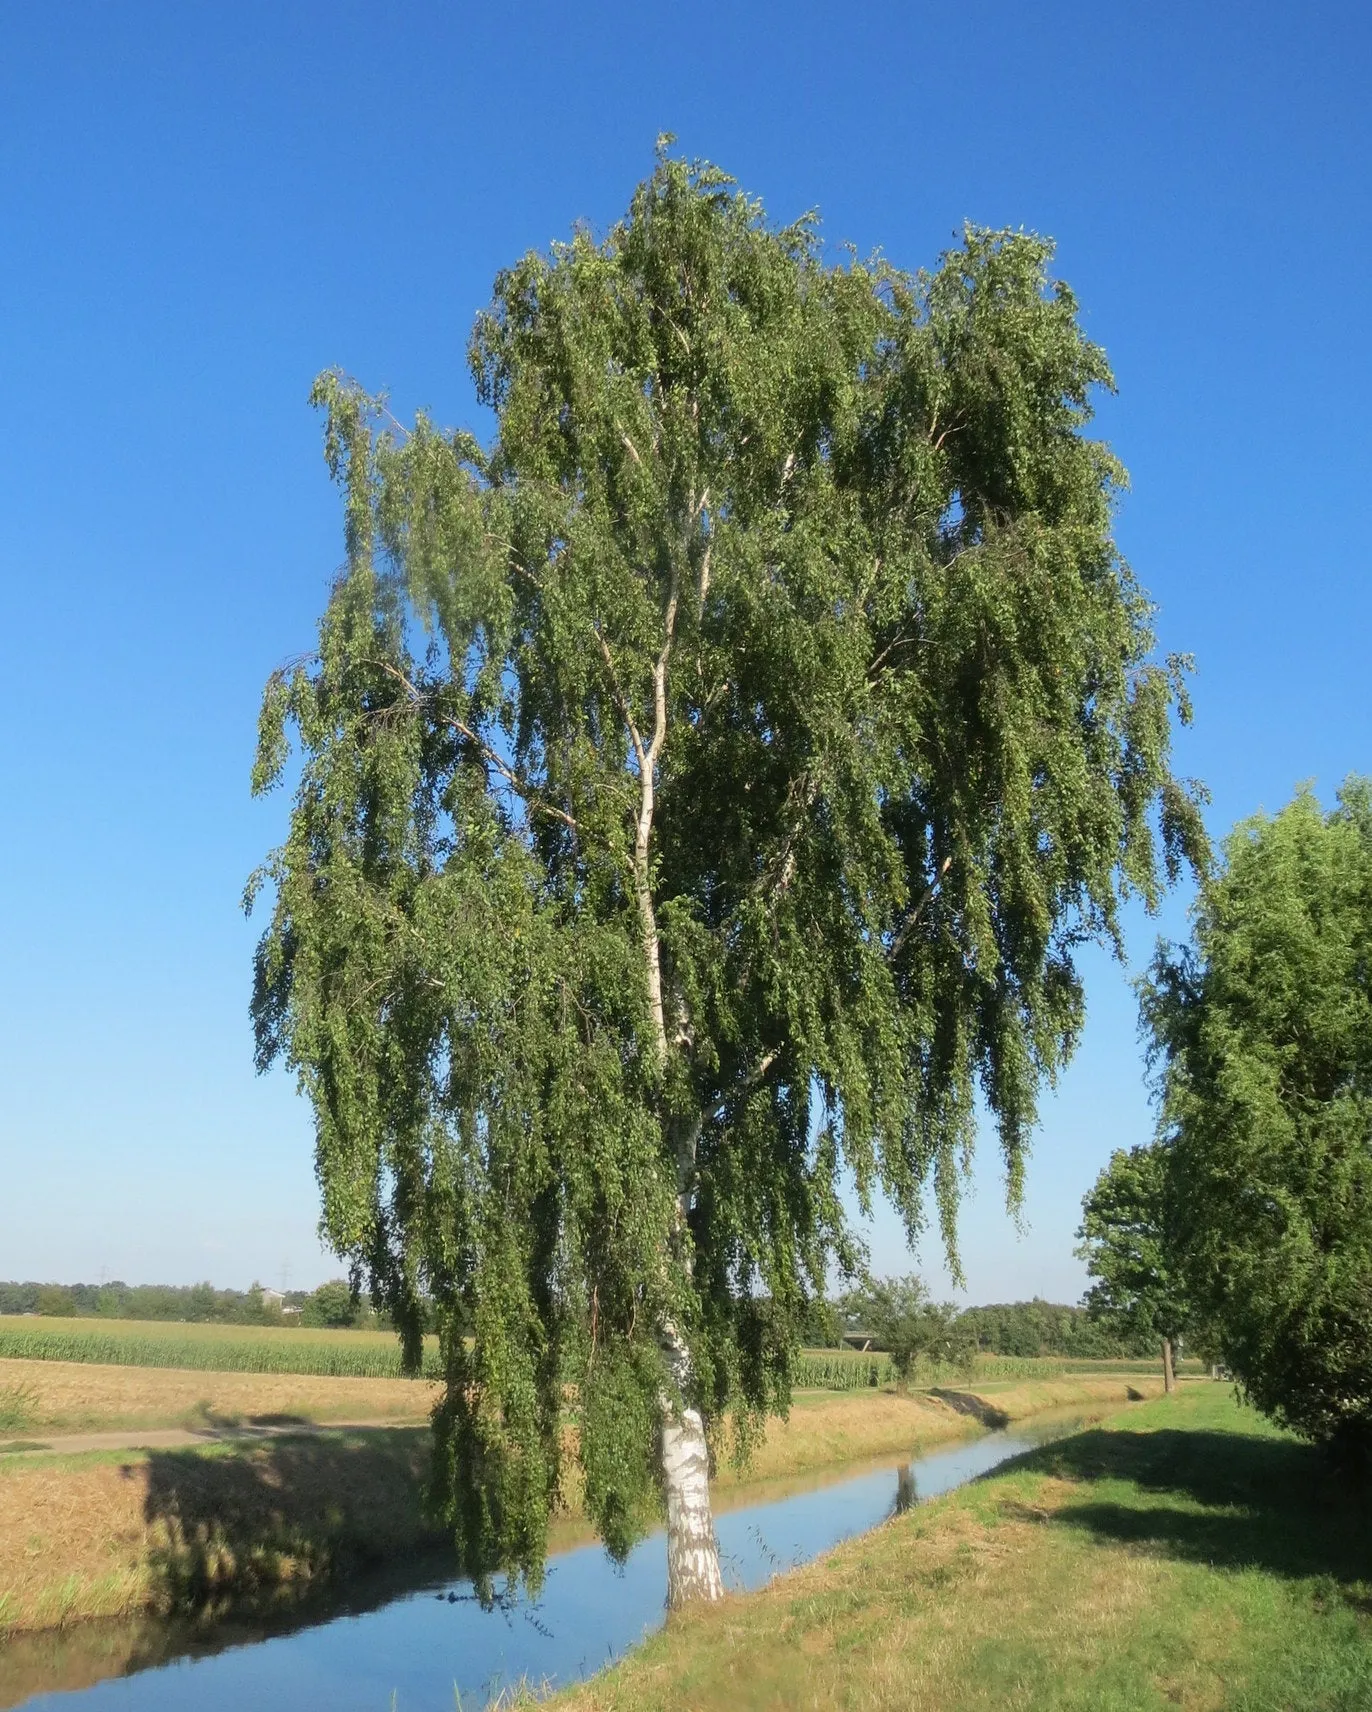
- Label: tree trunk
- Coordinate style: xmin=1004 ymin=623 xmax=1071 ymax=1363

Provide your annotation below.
xmin=659 ymin=1320 xmax=723 ymax=1609
xmin=1162 ymin=1336 xmax=1176 ymax=1394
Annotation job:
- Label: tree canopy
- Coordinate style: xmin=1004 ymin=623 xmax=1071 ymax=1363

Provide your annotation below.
xmin=841 ymin=1275 xmax=971 ymax=1381
xmin=250 ymin=148 xmax=1205 ymax=1598
xmin=1144 ymin=782 xmax=1372 ymax=1448
xmin=1077 ymin=1141 xmax=1190 ymax=1386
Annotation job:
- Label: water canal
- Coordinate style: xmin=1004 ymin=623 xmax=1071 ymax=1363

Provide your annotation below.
xmin=1 ymin=1410 xmax=1093 ymax=1712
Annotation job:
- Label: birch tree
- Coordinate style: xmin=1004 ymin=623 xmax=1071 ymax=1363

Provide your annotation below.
xmin=250 ymin=148 xmax=1206 ymax=1606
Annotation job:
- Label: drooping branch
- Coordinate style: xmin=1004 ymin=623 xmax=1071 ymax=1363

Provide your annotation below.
xmin=363 ymin=657 xmax=582 ymax=837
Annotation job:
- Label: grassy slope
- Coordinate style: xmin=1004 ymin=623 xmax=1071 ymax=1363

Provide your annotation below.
xmin=552 ymin=1387 xmax=1372 ymax=1712
xmin=0 ymin=1379 xmax=1154 ymax=1633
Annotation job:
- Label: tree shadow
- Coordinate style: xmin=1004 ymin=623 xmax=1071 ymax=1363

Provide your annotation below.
xmin=134 ymin=1427 xmax=449 ymax=1626
xmin=927 ymin=1389 xmax=1011 ymax=1429
xmin=1012 ymin=1425 xmax=1372 ymax=1601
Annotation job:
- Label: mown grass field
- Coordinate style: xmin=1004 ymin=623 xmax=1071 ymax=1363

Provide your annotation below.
xmin=550 ymin=1386 xmax=1371 ymax=1712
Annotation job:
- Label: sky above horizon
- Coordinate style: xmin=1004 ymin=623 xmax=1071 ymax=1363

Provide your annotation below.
xmin=1 ymin=1 xmax=1368 ymax=1303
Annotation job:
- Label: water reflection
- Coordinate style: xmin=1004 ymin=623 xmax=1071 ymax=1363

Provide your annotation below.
xmin=1 ymin=1410 xmax=1094 ymax=1712
xmin=892 ymin=1464 xmax=918 ymax=1516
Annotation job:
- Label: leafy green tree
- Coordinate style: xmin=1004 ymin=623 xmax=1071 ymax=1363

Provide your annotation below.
xmin=1144 ymin=782 xmax=1372 ymax=1450
xmin=250 ymin=148 xmax=1204 ymax=1605
xmin=843 ymin=1275 xmax=972 ymax=1383
xmin=1077 ymin=1143 xmax=1190 ymax=1390
xmin=956 ymin=1298 xmax=1151 ymax=1358
xmin=797 ymin=1296 xmax=843 ymax=1349
xmin=302 ymin=1280 xmax=357 ymax=1328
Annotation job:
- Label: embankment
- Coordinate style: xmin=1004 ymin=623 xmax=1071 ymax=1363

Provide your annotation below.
xmin=0 ymin=1376 xmax=1160 ymax=1634
xmin=547 ymin=1385 xmax=1370 ymax=1712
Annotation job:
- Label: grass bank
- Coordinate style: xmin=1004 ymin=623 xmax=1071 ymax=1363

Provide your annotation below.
xmin=0 ymin=1377 xmax=1154 ymax=1635
xmin=549 ymin=1386 xmax=1372 ymax=1712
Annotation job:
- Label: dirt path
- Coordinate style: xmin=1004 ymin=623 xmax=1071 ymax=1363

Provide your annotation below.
xmin=0 ymin=1417 xmax=419 ymax=1457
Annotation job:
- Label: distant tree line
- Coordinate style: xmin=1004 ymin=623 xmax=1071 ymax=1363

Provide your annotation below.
xmin=0 ymin=1278 xmax=392 ymax=1329
xmin=796 ymin=1290 xmax=1151 ymax=1358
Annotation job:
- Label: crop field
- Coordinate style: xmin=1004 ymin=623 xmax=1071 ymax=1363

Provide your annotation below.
xmin=0 ymin=1319 xmax=1189 ymax=1393
xmin=0 ymin=1318 xmax=442 ymax=1379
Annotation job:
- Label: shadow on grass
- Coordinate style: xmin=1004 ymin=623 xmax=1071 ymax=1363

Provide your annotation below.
xmin=928 ymin=1390 xmax=1011 ymax=1430
xmin=136 ymin=1427 xmax=449 ymax=1622
xmin=1012 ymin=1424 xmax=1372 ymax=1599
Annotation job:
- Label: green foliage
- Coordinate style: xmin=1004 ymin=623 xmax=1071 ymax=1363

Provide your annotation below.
xmin=957 ymin=1298 xmax=1152 ymax=1358
xmin=301 ymin=1280 xmax=358 ymax=1328
xmin=250 ymin=148 xmax=1204 ymax=1594
xmin=1076 ymin=1143 xmax=1190 ymax=1351
xmin=796 ymin=1297 xmax=843 ymax=1349
xmin=841 ymin=1275 xmax=974 ymax=1381
xmin=0 ymin=1279 xmax=304 ymax=1323
xmin=1144 ymin=781 xmax=1372 ymax=1450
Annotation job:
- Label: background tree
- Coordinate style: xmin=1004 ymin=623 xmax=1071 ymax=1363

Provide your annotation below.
xmin=301 ymin=1280 xmax=357 ymax=1329
xmin=250 ymin=149 xmax=1205 ymax=1605
xmin=1077 ymin=1142 xmax=1190 ymax=1390
xmin=1144 ymin=782 xmax=1372 ymax=1452
xmin=842 ymin=1275 xmax=973 ymax=1384
xmin=957 ymin=1298 xmax=1152 ymax=1359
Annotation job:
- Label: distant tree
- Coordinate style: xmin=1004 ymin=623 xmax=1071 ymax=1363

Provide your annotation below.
xmin=797 ymin=1297 xmax=843 ymax=1349
xmin=1077 ymin=1143 xmax=1190 ymax=1391
xmin=302 ymin=1280 xmax=357 ymax=1329
xmin=956 ymin=1298 xmax=1152 ymax=1360
xmin=250 ymin=149 xmax=1204 ymax=1606
xmin=35 ymin=1285 xmax=76 ymax=1317
xmin=842 ymin=1276 xmax=972 ymax=1385
xmin=1144 ymin=782 xmax=1372 ymax=1452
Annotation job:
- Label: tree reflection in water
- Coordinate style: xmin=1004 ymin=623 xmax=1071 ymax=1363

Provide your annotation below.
xmin=892 ymin=1466 xmax=918 ymax=1516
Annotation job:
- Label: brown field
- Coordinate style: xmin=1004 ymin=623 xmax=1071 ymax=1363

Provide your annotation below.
xmin=0 ymin=1376 xmax=1161 ymax=1635
xmin=0 ymin=1357 xmax=438 ymax=1436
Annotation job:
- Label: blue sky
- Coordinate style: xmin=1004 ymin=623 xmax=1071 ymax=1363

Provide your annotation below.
xmin=1 ymin=1 xmax=1367 ymax=1301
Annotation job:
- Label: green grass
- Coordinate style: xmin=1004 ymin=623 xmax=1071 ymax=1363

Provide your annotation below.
xmin=0 ymin=1318 xmax=441 ymax=1379
xmin=550 ymin=1386 xmax=1372 ymax=1712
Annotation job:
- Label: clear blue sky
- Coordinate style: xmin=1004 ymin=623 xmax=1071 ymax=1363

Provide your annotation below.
xmin=1 ymin=1 xmax=1367 ymax=1301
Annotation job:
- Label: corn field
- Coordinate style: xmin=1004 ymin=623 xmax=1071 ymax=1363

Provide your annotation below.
xmin=0 ymin=1317 xmax=1174 ymax=1389
xmin=0 ymin=1318 xmax=442 ymax=1379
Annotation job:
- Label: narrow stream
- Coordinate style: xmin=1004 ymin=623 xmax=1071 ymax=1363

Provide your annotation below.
xmin=1 ymin=1410 xmax=1091 ymax=1712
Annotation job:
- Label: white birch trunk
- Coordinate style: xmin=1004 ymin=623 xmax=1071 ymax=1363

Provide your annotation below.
xmin=659 ymin=1319 xmax=723 ymax=1609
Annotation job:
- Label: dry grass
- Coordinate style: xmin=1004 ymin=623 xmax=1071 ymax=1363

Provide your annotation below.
xmin=0 ymin=1356 xmax=437 ymax=1435
xmin=0 ymin=1428 xmax=441 ymax=1633
xmin=0 ymin=1377 xmax=1159 ymax=1636
xmin=734 ymin=1376 xmax=1162 ymax=1484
